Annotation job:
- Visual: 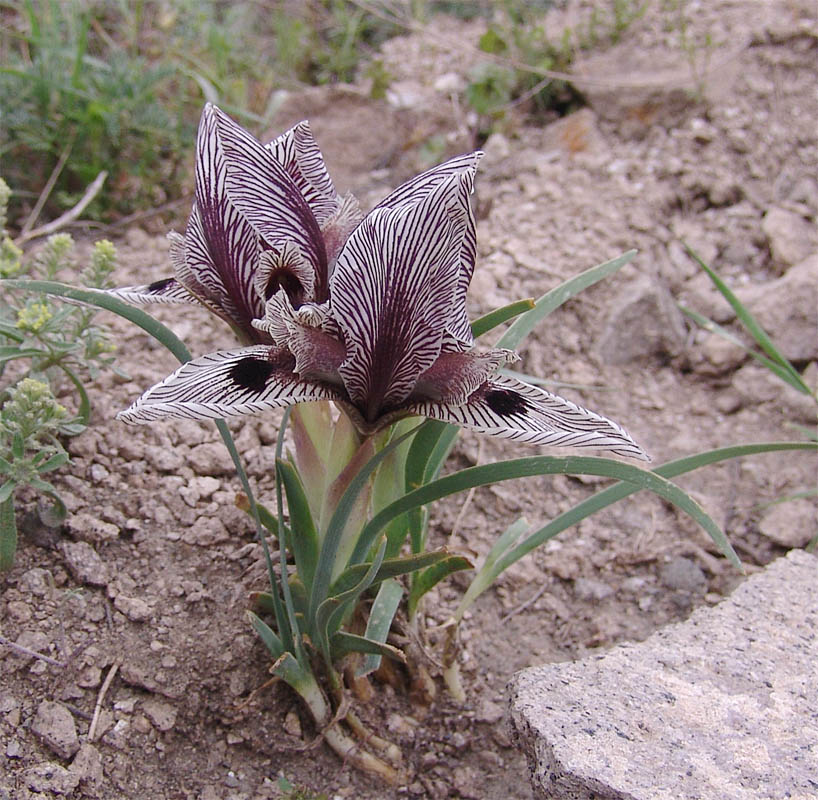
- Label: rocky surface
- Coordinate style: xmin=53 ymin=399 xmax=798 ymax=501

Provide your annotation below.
xmin=508 ymin=549 xmax=818 ymax=800
xmin=1 ymin=1 xmax=816 ymax=798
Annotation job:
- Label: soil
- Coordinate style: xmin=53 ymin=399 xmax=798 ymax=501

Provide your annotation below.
xmin=2 ymin=2 xmax=817 ymax=799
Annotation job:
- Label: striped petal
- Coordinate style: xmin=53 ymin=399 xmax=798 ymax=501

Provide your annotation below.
xmin=266 ymin=120 xmax=340 ymax=227
xmin=179 ymin=107 xmax=265 ymax=340
xmin=117 ymin=345 xmax=341 ymax=425
xmin=406 ymin=374 xmax=649 ymax=460
xmin=104 ymin=276 xmax=194 ymax=306
xmin=212 ymin=105 xmax=329 ymax=304
xmin=376 ymin=152 xmax=482 ymax=348
xmin=330 ymin=173 xmax=467 ymax=422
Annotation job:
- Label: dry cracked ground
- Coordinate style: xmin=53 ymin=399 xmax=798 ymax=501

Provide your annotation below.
xmin=1 ymin=1 xmax=817 ymax=799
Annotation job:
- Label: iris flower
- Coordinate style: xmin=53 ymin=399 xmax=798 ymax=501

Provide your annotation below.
xmin=117 ymin=106 xmax=646 ymax=460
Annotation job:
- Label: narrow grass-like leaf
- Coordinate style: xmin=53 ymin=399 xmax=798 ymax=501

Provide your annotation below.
xmin=247 ymin=610 xmax=285 ymax=660
xmin=356 ymin=455 xmax=738 ymax=569
xmin=58 ymin=364 xmax=91 ymax=425
xmin=681 ymin=306 xmax=812 ymax=395
xmin=308 ymin=423 xmax=424 ymax=623
xmin=1 ymin=280 xmax=194 ymax=363
xmin=329 ymin=549 xmax=465 ymax=596
xmin=357 ymin=578 xmax=404 ymax=677
xmin=276 ymin=459 xmax=319 ymax=587
xmin=315 ymin=538 xmax=387 ymax=665
xmin=470 ymin=298 xmax=535 ymax=339
xmin=406 ymin=554 xmax=475 ymax=619
xmin=0 ymin=495 xmax=18 ymax=572
xmin=684 ymin=246 xmax=810 ymax=393
xmin=334 ymin=630 xmax=406 ymax=664
xmin=497 ymin=250 xmax=636 ymax=350
xmin=455 ymin=441 xmax=817 ymax=618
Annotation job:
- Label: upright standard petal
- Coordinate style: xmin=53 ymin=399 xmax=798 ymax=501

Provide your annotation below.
xmin=406 ymin=374 xmax=649 ymax=460
xmin=376 ymin=152 xmax=482 ymax=348
xmin=266 ymin=120 xmax=340 ymax=227
xmin=172 ymin=107 xmax=266 ymax=341
xmin=330 ymin=174 xmax=468 ymax=422
xmin=212 ymin=106 xmax=330 ymax=304
xmin=117 ymin=345 xmax=341 ymax=424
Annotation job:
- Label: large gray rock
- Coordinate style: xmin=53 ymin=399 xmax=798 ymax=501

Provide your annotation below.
xmin=509 ymin=549 xmax=818 ymax=800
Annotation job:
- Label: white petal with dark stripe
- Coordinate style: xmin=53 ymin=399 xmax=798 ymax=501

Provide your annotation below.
xmin=266 ymin=120 xmax=340 ymax=226
xmin=330 ymin=174 xmax=467 ymax=421
xmin=105 ymin=277 xmax=194 ymax=306
xmin=182 ymin=108 xmax=265 ymax=337
xmin=117 ymin=346 xmax=340 ymax=424
xmin=211 ymin=106 xmax=329 ymax=302
xmin=376 ymin=152 xmax=482 ymax=347
xmin=406 ymin=374 xmax=649 ymax=460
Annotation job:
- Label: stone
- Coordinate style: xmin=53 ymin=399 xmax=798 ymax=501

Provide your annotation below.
xmin=573 ymin=577 xmax=614 ymax=602
xmin=761 ymin=207 xmax=817 ymax=272
xmin=69 ymin=743 xmax=104 ymax=791
xmin=693 ymin=332 xmax=747 ymax=376
xmin=18 ymin=567 xmax=51 ymax=596
xmin=181 ymin=516 xmax=231 ymax=546
xmin=735 ymin=255 xmax=818 ymax=363
xmin=24 ymin=762 xmax=80 ymax=795
xmin=509 ymin=550 xmax=818 ymax=800
xmin=596 ymin=276 xmax=688 ymax=364
xmin=61 ymin=540 xmax=109 ymax=586
xmin=187 ymin=442 xmax=234 ymax=477
xmin=114 ymin=594 xmax=152 ymax=622
xmin=65 ymin=512 xmax=119 ymax=543
xmin=144 ymin=445 xmax=185 ymax=473
xmin=31 ymin=701 xmax=80 ymax=759
xmin=141 ymin=698 xmax=177 ymax=732
xmin=660 ymin=556 xmax=708 ymax=593
xmin=757 ymin=498 xmax=817 ymax=549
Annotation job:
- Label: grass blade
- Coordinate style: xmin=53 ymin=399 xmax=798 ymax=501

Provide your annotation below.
xmin=498 ymin=250 xmax=636 ymax=350
xmin=0 ymin=494 xmax=18 ymax=572
xmin=470 ymin=298 xmax=535 ymax=339
xmin=356 ymin=578 xmax=404 ymax=677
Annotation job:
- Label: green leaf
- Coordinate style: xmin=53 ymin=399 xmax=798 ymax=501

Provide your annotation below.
xmin=356 ymin=455 xmax=740 ymax=570
xmin=332 ymin=630 xmax=406 ymax=664
xmin=36 ymin=451 xmax=69 ymax=473
xmin=470 ymin=298 xmax=535 ymax=339
xmin=247 ymin=610 xmax=285 ymax=660
xmin=0 ymin=480 xmax=16 ymax=504
xmin=356 ymin=578 xmax=404 ymax=677
xmin=684 ymin=245 xmax=811 ymax=394
xmin=329 ymin=548 xmax=465 ymax=596
xmin=315 ymin=538 xmax=387 ymax=665
xmin=276 ymin=459 xmax=319 ymax=587
xmin=0 ymin=347 xmax=45 ymax=364
xmin=406 ymin=554 xmax=474 ymax=619
xmin=38 ymin=493 xmax=66 ymax=527
xmin=0 ymin=494 xmax=18 ymax=572
xmin=58 ymin=364 xmax=92 ymax=425
xmin=498 ymin=250 xmax=637 ymax=350
xmin=680 ymin=306 xmax=812 ymax=396
xmin=308 ymin=423 xmax=423 ymax=623
xmin=455 ymin=441 xmax=818 ymax=618
xmin=11 ymin=432 xmax=24 ymax=460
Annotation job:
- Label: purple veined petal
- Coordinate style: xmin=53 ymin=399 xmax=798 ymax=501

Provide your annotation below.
xmin=331 ymin=173 xmax=468 ymax=422
xmin=175 ymin=108 xmax=266 ymax=340
xmin=320 ymin=192 xmax=364 ymax=269
xmin=117 ymin=345 xmax=341 ymax=425
xmin=210 ymin=105 xmax=330 ymax=303
xmin=266 ymin=120 xmax=339 ymax=227
xmin=412 ymin=347 xmax=519 ymax=405
xmin=102 ymin=276 xmax=194 ymax=306
xmin=406 ymin=374 xmax=650 ymax=460
xmin=253 ymin=242 xmax=315 ymax=308
xmin=376 ymin=152 xmax=482 ymax=348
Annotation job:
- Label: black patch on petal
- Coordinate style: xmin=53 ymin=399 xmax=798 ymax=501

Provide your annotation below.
xmin=485 ymin=388 xmax=530 ymax=417
xmin=229 ymin=357 xmax=275 ymax=393
xmin=264 ymin=271 xmax=305 ymax=308
xmin=147 ymin=278 xmax=175 ymax=293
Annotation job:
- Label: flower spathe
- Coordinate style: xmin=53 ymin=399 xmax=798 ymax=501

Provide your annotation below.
xmin=117 ymin=107 xmax=647 ymax=461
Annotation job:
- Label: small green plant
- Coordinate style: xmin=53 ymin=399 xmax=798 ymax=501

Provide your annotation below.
xmin=276 ymin=775 xmax=328 ymax=800
xmin=0 ymin=181 xmax=119 ymax=569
